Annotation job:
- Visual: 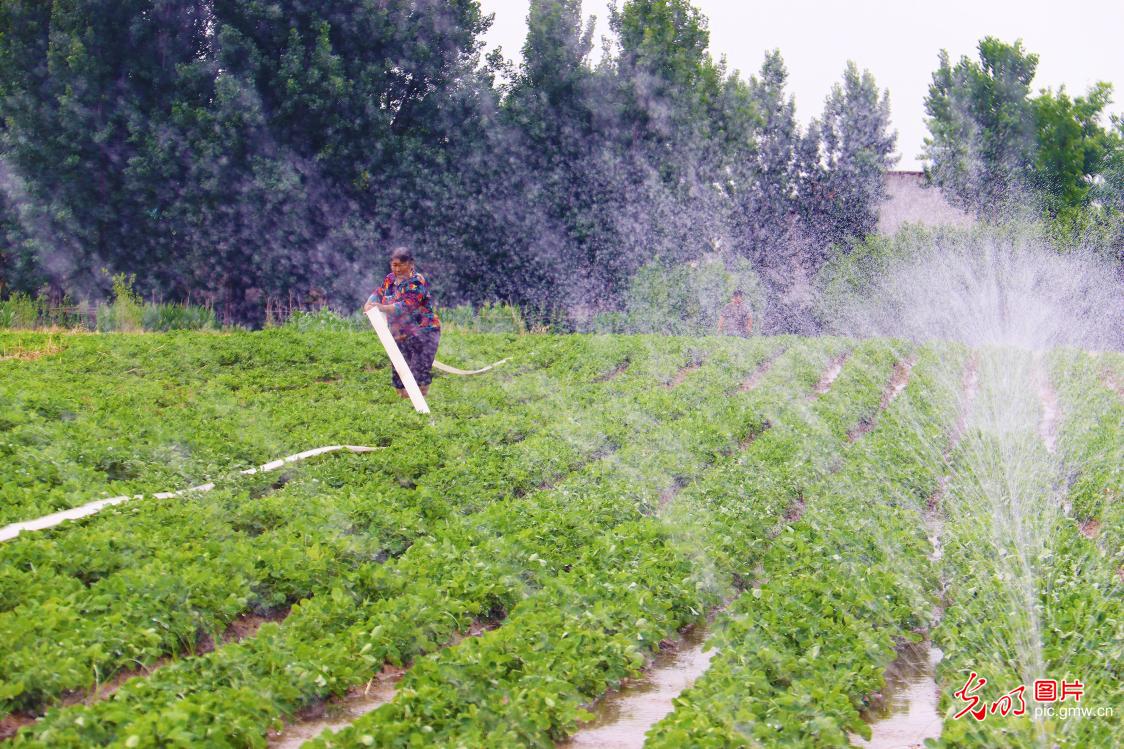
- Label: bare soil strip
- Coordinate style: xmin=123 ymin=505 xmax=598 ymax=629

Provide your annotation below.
xmin=1079 ymin=519 xmax=1101 ymax=539
xmin=782 ymin=494 xmax=806 ymax=526
xmin=851 ymin=641 xmax=943 ymax=749
xmin=266 ymin=620 xmax=497 ymax=748
xmin=738 ymin=345 xmax=789 ymax=393
xmin=656 ymin=478 xmax=688 ymax=513
xmin=560 ymin=624 xmax=716 ymax=749
xmin=854 ymin=355 xmax=979 ymax=749
xmin=594 ymin=360 xmax=631 ymax=383
xmin=0 ymin=608 xmax=291 ymax=740
xmin=0 ymin=714 xmax=34 ymax=740
xmin=811 ymin=352 xmax=849 ymax=397
xmin=739 ymin=421 xmax=770 ymax=451
xmin=665 ymin=360 xmax=703 ymax=388
xmin=848 ymin=357 xmax=916 ymax=441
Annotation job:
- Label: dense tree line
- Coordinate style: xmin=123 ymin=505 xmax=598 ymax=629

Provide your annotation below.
xmin=923 ymin=37 xmax=1124 ymax=244
xmin=0 ymin=0 xmax=900 ymax=326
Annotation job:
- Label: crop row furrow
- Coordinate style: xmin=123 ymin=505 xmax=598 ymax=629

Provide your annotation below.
xmin=300 ymin=342 xmax=899 ymax=747
xmin=930 ymin=351 xmax=1122 ymax=748
xmin=6 ymin=337 xmax=791 ymax=746
xmin=644 ymin=343 xmax=964 ymax=747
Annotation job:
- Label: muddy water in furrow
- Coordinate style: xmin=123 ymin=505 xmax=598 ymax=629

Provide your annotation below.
xmin=851 ymin=641 xmax=944 ymax=749
xmin=268 ymin=666 xmax=402 ymax=748
xmin=853 ymin=355 xmax=979 ymax=749
xmin=561 ymin=627 xmax=714 ymax=749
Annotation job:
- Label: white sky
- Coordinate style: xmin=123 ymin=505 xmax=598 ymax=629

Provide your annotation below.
xmin=478 ymin=0 xmax=1124 ymax=170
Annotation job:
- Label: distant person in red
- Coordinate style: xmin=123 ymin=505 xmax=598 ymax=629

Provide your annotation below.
xmin=363 ymin=246 xmax=441 ymax=398
xmin=717 ymin=289 xmax=753 ymax=337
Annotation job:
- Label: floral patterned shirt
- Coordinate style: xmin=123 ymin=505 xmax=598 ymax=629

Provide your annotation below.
xmin=369 ymin=272 xmax=441 ymax=340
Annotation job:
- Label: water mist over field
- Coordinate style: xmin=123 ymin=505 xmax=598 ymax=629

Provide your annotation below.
xmin=828 ymin=232 xmax=1122 ymax=747
xmin=824 ymin=237 xmax=1124 ymax=352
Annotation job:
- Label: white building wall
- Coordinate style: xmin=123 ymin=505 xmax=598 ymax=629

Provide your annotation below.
xmin=877 ymin=171 xmax=975 ymax=235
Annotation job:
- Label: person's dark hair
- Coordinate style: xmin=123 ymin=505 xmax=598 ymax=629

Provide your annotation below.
xmin=389 ymin=246 xmax=414 ymax=263
xmin=732 ymin=288 xmax=744 ymax=298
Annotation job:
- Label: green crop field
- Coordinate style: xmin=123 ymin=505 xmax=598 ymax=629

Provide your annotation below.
xmin=0 ymin=330 xmax=1119 ymax=748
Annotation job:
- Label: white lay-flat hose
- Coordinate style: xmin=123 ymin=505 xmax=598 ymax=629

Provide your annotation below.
xmin=433 ymin=358 xmax=509 ymax=375
xmin=0 ymin=445 xmax=382 ymax=543
xmin=365 ymin=308 xmax=430 ymax=414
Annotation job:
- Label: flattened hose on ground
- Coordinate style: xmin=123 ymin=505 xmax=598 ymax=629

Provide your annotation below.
xmin=1 ymin=339 xmax=510 ymax=541
xmin=0 ymin=445 xmax=382 ymax=543
xmin=433 ymin=358 xmax=509 ymax=375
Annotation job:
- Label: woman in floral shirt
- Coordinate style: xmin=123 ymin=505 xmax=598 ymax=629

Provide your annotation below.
xmin=363 ymin=246 xmax=441 ymax=398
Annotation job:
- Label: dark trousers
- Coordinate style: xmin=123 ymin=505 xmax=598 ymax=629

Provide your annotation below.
xmin=391 ymin=328 xmax=440 ymax=389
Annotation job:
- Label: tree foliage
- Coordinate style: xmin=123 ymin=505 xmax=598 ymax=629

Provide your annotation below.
xmin=923 ymin=36 xmax=1122 ymax=232
xmin=0 ymin=0 xmax=902 ymax=328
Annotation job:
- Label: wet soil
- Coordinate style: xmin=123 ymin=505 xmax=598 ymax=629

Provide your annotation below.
xmin=666 ymin=361 xmax=702 ymax=388
xmin=739 ymin=421 xmax=770 ymax=450
xmin=268 ymin=664 xmax=404 ymax=748
xmin=0 ymin=714 xmax=36 ymax=741
xmin=78 ymin=607 xmax=291 ymax=705
xmin=851 ymin=641 xmax=943 ymax=749
xmin=0 ymin=607 xmax=294 ymax=740
xmin=783 ymin=494 xmax=806 ymax=524
xmin=266 ymin=620 xmax=497 ymax=747
xmin=595 ymin=360 xmax=631 ymax=383
xmin=657 ymin=478 xmax=688 ymax=512
xmin=812 ymin=353 xmax=850 ymax=397
xmin=1079 ymin=519 xmax=1101 ymax=539
xmin=739 ymin=346 xmax=788 ymax=392
xmin=848 ymin=358 xmax=915 ymax=441
xmin=561 ymin=626 xmax=715 ymax=749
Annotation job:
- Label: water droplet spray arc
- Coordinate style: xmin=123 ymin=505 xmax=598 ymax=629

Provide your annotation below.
xmin=827 ymin=232 xmax=1122 ymax=748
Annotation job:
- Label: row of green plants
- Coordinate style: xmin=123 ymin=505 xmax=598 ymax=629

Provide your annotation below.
xmin=1 ymin=280 xmax=541 ymax=335
xmin=0 ymin=332 xmax=765 ymax=718
xmin=256 ymin=302 xmax=556 ymax=334
xmin=6 ymin=333 xmax=797 ymax=744
xmin=931 ymin=351 xmax=1121 ymax=748
xmin=0 ymin=276 xmax=218 ymax=332
xmin=307 ymin=341 xmax=906 ymax=747
xmin=9 ymin=331 xmax=1114 ymax=747
xmin=1049 ymin=349 xmax=1123 ymax=559
xmin=0 ymin=327 xmax=548 ymax=526
xmin=640 ymin=344 xmax=963 ymax=747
